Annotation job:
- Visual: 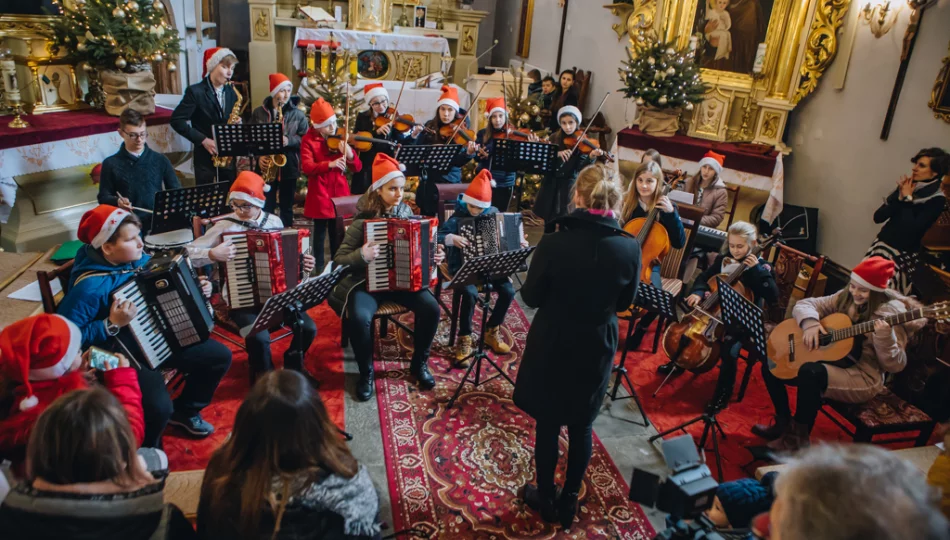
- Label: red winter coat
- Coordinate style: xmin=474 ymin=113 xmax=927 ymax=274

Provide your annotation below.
xmin=0 ymin=368 xmax=145 ymax=461
xmin=300 ymin=130 xmax=360 ymax=219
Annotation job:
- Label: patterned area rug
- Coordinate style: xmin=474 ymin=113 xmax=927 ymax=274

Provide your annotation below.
xmin=374 ymin=295 xmax=655 ymax=539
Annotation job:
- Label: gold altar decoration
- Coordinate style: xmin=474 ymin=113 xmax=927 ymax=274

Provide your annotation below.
xmin=929 ymin=40 xmax=950 ymax=124
xmin=348 ymin=0 xmax=393 ymax=32
xmin=605 ymin=0 xmax=850 ymax=146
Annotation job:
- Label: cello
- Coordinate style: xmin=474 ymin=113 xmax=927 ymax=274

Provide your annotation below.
xmin=622 ymin=172 xmax=683 ymax=284
xmin=661 ymin=231 xmax=781 ymax=373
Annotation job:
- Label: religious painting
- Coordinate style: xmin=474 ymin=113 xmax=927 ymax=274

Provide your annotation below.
xmin=517 ymin=0 xmax=534 ymax=58
xmin=930 ymin=40 xmax=950 ymax=124
xmin=413 ymin=5 xmax=427 ymax=28
xmin=358 ymin=50 xmax=390 ymax=79
xmin=38 ymin=65 xmax=78 ymax=107
xmin=690 ymin=0 xmax=775 ymax=74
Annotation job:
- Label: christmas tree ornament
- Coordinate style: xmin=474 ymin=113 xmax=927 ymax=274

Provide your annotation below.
xmin=77 ymin=41 xmax=87 ymax=52
xmin=167 ymin=61 xmax=177 ymax=72
xmin=152 ymin=0 xmax=164 ymax=9
xmin=666 ymin=66 xmax=676 ymax=76
xmin=152 ymin=51 xmax=163 ymax=62
xmin=127 ymin=1 xmax=139 ymax=12
xmin=85 ymin=30 xmax=97 ymax=41
xmin=636 ymin=97 xmax=644 ymax=105
xmin=686 ymin=102 xmax=694 ymax=111
xmin=112 ymin=7 xmax=126 ymax=18
xmin=81 ymin=62 xmax=93 ymax=72
xmin=115 ymin=56 xmax=127 ymax=69
xmin=149 ymin=25 xmax=164 ymax=37
xmin=647 ymin=57 xmax=655 ymax=65
xmin=658 ymin=96 xmax=668 ymax=105
xmin=665 ymin=48 xmax=675 ymax=55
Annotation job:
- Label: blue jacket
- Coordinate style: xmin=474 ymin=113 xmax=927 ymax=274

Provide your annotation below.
xmin=57 ymin=245 xmax=150 ymax=348
xmin=438 ymin=200 xmax=499 ymax=275
xmin=474 ymin=128 xmax=517 ymax=188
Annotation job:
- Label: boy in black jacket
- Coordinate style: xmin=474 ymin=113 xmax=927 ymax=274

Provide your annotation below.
xmin=97 ymin=109 xmax=181 ymax=234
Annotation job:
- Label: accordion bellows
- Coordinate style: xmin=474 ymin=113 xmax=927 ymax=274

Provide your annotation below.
xmin=364 ymin=216 xmax=439 ymax=292
xmin=222 ymin=228 xmax=312 ymax=310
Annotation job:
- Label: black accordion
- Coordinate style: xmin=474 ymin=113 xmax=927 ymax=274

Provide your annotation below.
xmin=112 ymin=252 xmax=214 ymax=369
xmin=457 ymin=212 xmax=527 ymax=270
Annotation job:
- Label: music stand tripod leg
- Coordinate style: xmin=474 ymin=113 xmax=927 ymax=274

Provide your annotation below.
xmin=283 ymin=302 xmax=320 ymax=389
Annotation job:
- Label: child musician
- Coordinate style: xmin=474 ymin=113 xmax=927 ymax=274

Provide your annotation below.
xmin=439 ymin=170 xmax=527 ymax=366
xmin=753 ymin=257 xmax=926 ymax=451
xmin=683 ymin=150 xmax=731 ymax=280
xmin=416 ymin=85 xmax=478 ymax=216
xmin=668 ymin=221 xmax=778 ymax=407
xmin=188 ymin=172 xmax=317 ymax=384
xmin=476 ymin=97 xmax=540 ymax=211
xmin=251 ymin=73 xmax=309 ymax=228
xmin=301 ymin=97 xmax=360 ymax=272
xmin=353 ymin=83 xmax=424 ymax=194
xmin=620 ymin=161 xmax=686 ymax=356
xmin=170 ymin=47 xmax=239 ymax=185
xmin=57 ymin=205 xmax=232 ymax=446
xmin=534 ymin=106 xmax=604 ymax=233
xmin=0 ymin=314 xmax=143 ymax=467
xmin=330 ymin=154 xmax=444 ymax=401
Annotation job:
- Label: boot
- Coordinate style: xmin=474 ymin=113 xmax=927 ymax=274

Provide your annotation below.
xmin=411 ymin=358 xmax=436 ymax=390
xmin=767 ymin=419 xmax=811 ymax=452
xmin=484 ymin=326 xmax=511 ymax=354
xmin=356 ymin=368 xmax=375 ymax=402
xmin=656 ymin=361 xmax=678 ymax=375
xmin=522 ymin=483 xmax=558 ymax=523
xmin=455 ymin=335 xmax=473 ymax=367
xmin=751 ymin=415 xmax=790 ymax=441
xmin=557 ymin=491 xmax=579 ymax=530
xmin=705 ymin=384 xmax=732 ymax=414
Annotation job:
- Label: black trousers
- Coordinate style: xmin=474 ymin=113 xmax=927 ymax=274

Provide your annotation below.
xmin=263 ymin=167 xmax=299 ymax=229
xmin=344 ymin=288 xmax=440 ymax=376
xmin=492 ymin=186 xmax=515 ymax=213
xmin=134 ymin=339 xmax=233 ymax=448
xmin=761 ymin=360 xmax=829 ymax=429
xmin=534 ymin=420 xmax=594 ymax=496
xmin=311 ymin=218 xmax=331 ymax=273
xmin=713 ymin=337 xmax=745 ymax=397
xmin=229 ymin=307 xmax=317 ymax=378
xmin=458 ymin=279 xmax=514 ymax=336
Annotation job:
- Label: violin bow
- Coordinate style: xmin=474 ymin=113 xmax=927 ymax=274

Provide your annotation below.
xmin=446 ymin=82 xmax=487 ymax=144
xmin=567 ymin=92 xmax=610 ymax=156
xmin=500 ymin=70 xmax=513 ymax=139
xmin=387 ymin=58 xmax=414 ymax=124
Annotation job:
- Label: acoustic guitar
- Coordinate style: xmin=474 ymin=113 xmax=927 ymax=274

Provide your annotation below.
xmin=767 ymin=301 xmax=950 ymax=380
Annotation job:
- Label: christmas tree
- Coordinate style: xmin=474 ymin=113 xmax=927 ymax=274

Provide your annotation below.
xmin=47 ymin=0 xmax=182 ymax=72
xmin=304 ymin=53 xmax=363 ymax=129
xmin=504 ymin=69 xmax=543 ymax=130
xmin=619 ymin=38 xmax=706 ymax=110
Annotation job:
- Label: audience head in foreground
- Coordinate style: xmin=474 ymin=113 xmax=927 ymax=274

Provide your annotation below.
xmin=770 ymin=444 xmax=949 ymax=540
xmin=199 ymin=370 xmax=380 ymax=540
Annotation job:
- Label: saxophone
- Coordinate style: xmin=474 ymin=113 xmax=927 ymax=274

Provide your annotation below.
xmin=260 ymin=100 xmax=288 ymax=182
xmin=212 ymin=83 xmax=244 ymax=169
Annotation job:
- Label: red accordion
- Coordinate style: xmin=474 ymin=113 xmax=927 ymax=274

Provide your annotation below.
xmin=364 ymin=217 xmax=438 ymax=293
xmin=221 ymin=228 xmax=312 ymax=309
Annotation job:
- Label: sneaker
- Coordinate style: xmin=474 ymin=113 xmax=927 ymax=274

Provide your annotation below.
xmin=455 ymin=335 xmax=473 ymax=367
xmin=168 ymin=412 xmax=215 ymax=438
xmin=484 ymin=326 xmax=511 ymax=354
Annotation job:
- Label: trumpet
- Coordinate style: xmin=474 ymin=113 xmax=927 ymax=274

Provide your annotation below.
xmin=213 ymin=82 xmax=245 ymax=169
xmin=261 ymin=100 xmax=288 ymax=182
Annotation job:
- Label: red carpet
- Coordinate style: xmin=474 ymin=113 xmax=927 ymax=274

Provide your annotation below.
xmin=619 ymin=319 xmax=856 ymax=481
xmin=375 ymin=296 xmax=656 ymax=539
xmin=162 ymin=303 xmax=345 ymax=471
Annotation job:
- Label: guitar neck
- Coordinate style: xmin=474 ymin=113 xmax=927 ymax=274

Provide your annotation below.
xmin=825 ymin=308 xmax=926 ymax=343
xmin=699 ymin=243 xmax=765 ymax=310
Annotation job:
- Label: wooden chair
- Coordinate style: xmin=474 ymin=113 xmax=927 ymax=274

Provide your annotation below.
xmin=587 ymin=111 xmax=612 ymax=151
xmin=436 ymin=183 xmax=468 ymax=225
xmin=572 ymin=67 xmax=592 ymax=115
xmin=37 ymin=260 xmax=74 ymax=315
xmin=724 ymin=185 xmax=741 ymax=227
xmin=330 ymin=195 xmax=361 ymax=258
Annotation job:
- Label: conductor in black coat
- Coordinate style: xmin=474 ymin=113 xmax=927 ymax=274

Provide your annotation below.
xmin=514 ymin=165 xmax=641 ymax=529
xmin=171 ymin=48 xmax=239 ymax=185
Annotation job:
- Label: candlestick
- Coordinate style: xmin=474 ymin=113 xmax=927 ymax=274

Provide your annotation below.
xmin=0 ymin=58 xmax=20 ymax=103
xmin=752 ymin=42 xmax=767 ymax=74
xmin=349 ymin=50 xmax=358 ymax=81
xmin=320 ymin=44 xmax=330 ymax=76
xmin=306 ymin=44 xmax=316 ymax=75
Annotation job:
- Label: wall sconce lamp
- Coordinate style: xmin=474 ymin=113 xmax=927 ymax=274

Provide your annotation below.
xmin=860 ymin=0 xmax=902 ymax=38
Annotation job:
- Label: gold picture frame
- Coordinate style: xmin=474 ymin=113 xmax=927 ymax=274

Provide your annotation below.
xmin=517 ymin=0 xmax=534 ymax=58
xmin=929 ymin=40 xmax=950 ymax=124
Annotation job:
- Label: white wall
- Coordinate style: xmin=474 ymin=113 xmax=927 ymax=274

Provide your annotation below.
xmin=784 ymin=0 xmax=950 ymax=266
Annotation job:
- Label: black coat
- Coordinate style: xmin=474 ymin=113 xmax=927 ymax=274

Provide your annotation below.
xmin=513 ymin=210 xmax=641 ymax=426
xmin=532 ymin=134 xmax=593 ymax=225
xmin=871 ymin=176 xmax=946 ymax=253
xmin=691 ymin=253 xmax=778 ymax=306
xmin=170 ymin=77 xmax=239 ymax=183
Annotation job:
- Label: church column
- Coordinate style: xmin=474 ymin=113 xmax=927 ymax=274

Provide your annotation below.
xmin=248 ymin=0 xmax=279 ymax=105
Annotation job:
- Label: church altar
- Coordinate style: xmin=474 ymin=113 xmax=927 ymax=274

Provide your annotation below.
xmin=0 ymin=106 xmax=190 ymax=252
xmin=292 ymin=28 xmax=452 ymax=73
xmin=616 ymin=127 xmax=784 ymax=222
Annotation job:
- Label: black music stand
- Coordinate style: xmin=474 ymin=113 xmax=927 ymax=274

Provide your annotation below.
xmin=212 ymin=123 xmax=284 ymax=184
xmin=444 ymin=248 xmax=534 ymax=410
xmin=147 ymin=182 xmax=231 ymax=243
xmin=397 ymin=144 xmax=463 ymax=215
xmin=607 ymin=282 xmax=676 ymax=427
xmin=492 ymin=139 xmax=558 ymax=211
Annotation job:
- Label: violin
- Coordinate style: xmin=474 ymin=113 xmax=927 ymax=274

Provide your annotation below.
xmin=563 ymin=135 xmax=616 ymax=162
xmin=374 ymin=107 xmax=432 ymax=134
xmin=327 ymin=128 xmax=396 ymax=153
xmin=439 ymin=119 xmax=477 ymax=145
xmin=492 ymin=124 xmax=535 ymax=141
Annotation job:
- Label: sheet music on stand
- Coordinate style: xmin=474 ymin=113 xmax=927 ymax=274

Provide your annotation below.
xmin=491 ymin=139 xmax=558 ymax=174
xmin=241 ymin=265 xmax=347 ymax=338
xmin=717 ymin=277 xmax=768 ymax=360
xmin=213 ymin=123 xmax=284 ymax=158
xmin=446 ymin=247 xmax=534 ymax=289
xmin=396 ymin=144 xmax=463 ymax=172
xmin=631 ymin=281 xmax=677 ymax=321
xmin=149 ymin=182 xmax=231 ymax=236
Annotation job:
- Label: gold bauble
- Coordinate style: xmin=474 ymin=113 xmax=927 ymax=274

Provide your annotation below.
xmin=77 ymin=41 xmax=87 ymax=52
xmin=299 ymin=186 xmax=308 ymax=198
xmin=520 ymin=112 xmax=530 ymax=124
xmin=530 ymin=104 xmax=540 ymax=115
xmin=81 ymin=62 xmax=93 ymax=72
xmin=152 ymin=51 xmax=163 ymax=62
xmin=127 ymin=1 xmax=139 ymax=12
xmin=152 ymin=0 xmax=164 ymax=9
xmin=112 ymin=7 xmax=126 ymax=18
xmin=115 ymin=56 xmax=127 ymax=69
xmin=685 ymin=102 xmax=694 ymax=111
xmin=167 ymin=61 xmax=177 ymax=72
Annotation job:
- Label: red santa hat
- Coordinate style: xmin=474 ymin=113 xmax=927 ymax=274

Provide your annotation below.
xmin=364 ymin=83 xmax=389 ymax=104
xmin=0 ymin=314 xmax=83 ymax=411
xmin=698 ymin=151 xmax=726 ymax=175
xmin=203 ymin=47 xmax=235 ymax=77
xmin=851 ymin=256 xmax=895 ymax=292
xmin=229 ymin=171 xmax=271 ymax=208
xmin=437 ymin=85 xmax=460 ymax=112
xmin=371 ymin=153 xmax=406 ymax=191
xmin=484 ymin=97 xmax=507 ymax=118
xmin=78 ymin=204 xmax=131 ymax=249
xmin=310 ymin=97 xmax=338 ymax=129
xmin=557 ymin=105 xmax=582 ymax=124
xmin=269 ymin=73 xmax=293 ymax=98
xmin=461 ymin=169 xmax=496 ymax=209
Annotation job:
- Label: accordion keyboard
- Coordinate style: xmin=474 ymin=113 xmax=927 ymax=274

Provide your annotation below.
xmin=113 ymin=280 xmax=172 ymax=367
xmin=155 ymin=290 xmax=200 ymax=347
xmin=225 ymin=235 xmax=256 ymax=309
xmin=365 ymin=221 xmax=390 ymax=292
